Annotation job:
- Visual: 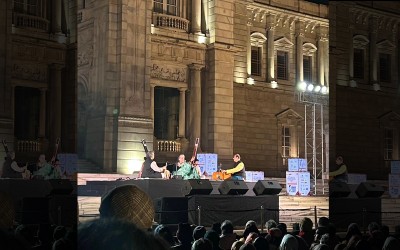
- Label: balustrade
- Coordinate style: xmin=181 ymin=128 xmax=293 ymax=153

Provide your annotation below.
xmin=153 ymin=13 xmax=189 ymax=32
xmin=157 ymin=140 xmax=181 ymax=152
xmin=13 ymin=12 xmax=49 ymax=32
xmin=17 ymin=140 xmax=41 ymax=152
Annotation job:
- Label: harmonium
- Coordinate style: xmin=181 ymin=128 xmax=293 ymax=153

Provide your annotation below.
xmin=211 ymin=171 xmax=231 ymax=181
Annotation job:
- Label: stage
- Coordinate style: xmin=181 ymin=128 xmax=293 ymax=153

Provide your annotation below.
xmin=77 ymin=174 xmax=329 ymax=229
xmin=0 ymin=179 xmax=78 ymax=226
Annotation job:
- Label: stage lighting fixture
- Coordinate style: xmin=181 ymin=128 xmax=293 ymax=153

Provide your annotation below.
xmin=372 ymin=83 xmax=380 ymax=91
xmin=314 ymin=85 xmax=321 ymax=93
xmin=247 ymin=77 xmax=255 ymax=85
xmin=349 ymin=80 xmax=357 ymax=88
xmin=307 ymin=83 xmax=314 ymax=92
xmin=320 ymin=86 xmax=328 ymax=94
xmin=297 ymin=81 xmax=307 ymax=92
xmin=271 ymin=80 xmax=278 ymax=89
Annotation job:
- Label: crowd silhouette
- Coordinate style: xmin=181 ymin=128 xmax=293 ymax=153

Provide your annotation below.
xmin=76 ymin=185 xmax=400 ymax=250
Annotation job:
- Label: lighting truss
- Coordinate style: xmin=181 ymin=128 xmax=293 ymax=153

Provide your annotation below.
xmin=297 ymin=91 xmax=329 ymax=195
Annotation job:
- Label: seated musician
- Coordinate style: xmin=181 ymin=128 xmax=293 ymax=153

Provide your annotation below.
xmin=1 ymin=151 xmax=28 ymax=178
xmin=174 ymin=154 xmax=200 ymax=180
xmin=33 ymin=154 xmax=61 ymax=180
xmin=329 ymin=155 xmax=348 ymax=183
xmin=141 ymin=151 xmax=170 ymax=179
xmin=221 ymin=154 xmax=245 ymax=180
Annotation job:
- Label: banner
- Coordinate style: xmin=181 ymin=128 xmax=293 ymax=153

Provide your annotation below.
xmin=391 ymin=161 xmax=400 ymax=174
xmin=286 ymin=171 xmax=311 ymax=196
xmin=245 ymin=171 xmax=265 ymax=182
xmin=57 ymin=153 xmax=78 ymax=176
xmin=286 ymin=171 xmax=299 ymax=196
xmin=197 ymin=153 xmax=218 ymax=176
xmin=288 ymin=158 xmax=308 ymax=172
xmin=389 ymin=174 xmax=400 ymax=198
xmin=298 ymin=172 xmax=311 ymax=196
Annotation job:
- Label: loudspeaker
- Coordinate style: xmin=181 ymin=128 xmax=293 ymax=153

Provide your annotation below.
xmin=155 ymin=197 xmax=188 ymax=224
xmin=182 ymin=179 xmax=213 ymax=196
xmin=253 ymin=180 xmax=282 ymax=195
xmin=22 ymin=197 xmax=49 ymax=224
xmin=49 ymin=195 xmax=78 ymax=226
xmin=329 ymin=182 xmax=351 ymax=198
xmin=355 ymin=182 xmax=384 ymax=198
xmin=218 ymin=180 xmax=249 ymax=195
xmin=48 ymin=179 xmax=74 ymax=195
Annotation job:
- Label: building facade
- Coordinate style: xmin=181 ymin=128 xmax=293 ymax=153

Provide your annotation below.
xmin=329 ymin=1 xmax=400 ymax=179
xmin=0 ymin=0 xmax=77 ymax=162
xmin=78 ymin=0 xmax=329 ymax=183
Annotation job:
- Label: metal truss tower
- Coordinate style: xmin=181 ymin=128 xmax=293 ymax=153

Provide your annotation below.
xmin=298 ymin=92 xmax=328 ymax=195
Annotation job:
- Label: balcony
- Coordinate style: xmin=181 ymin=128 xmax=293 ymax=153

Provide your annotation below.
xmin=152 ymin=13 xmax=189 ymax=32
xmin=13 ymin=12 xmax=49 ymax=32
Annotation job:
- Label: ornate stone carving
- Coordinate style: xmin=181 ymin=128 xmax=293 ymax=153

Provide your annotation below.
xmin=151 ymin=64 xmax=187 ymax=82
xmin=78 ymin=45 xmax=94 ymax=66
xmin=78 ymin=24 xmax=94 ymax=67
xmin=12 ymin=63 xmax=47 ymax=82
xmin=118 ymin=116 xmax=153 ymax=129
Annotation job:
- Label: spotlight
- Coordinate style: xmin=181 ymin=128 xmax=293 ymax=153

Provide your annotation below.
xmin=297 ymin=81 xmax=307 ymax=92
xmin=197 ymin=35 xmax=206 ymax=44
xmin=314 ymin=85 xmax=321 ymax=93
xmin=320 ymin=86 xmax=328 ymax=94
xmin=349 ymin=80 xmax=357 ymax=88
xmin=247 ymin=77 xmax=255 ymax=85
xmin=271 ymin=80 xmax=278 ymax=89
xmin=307 ymin=83 xmax=314 ymax=92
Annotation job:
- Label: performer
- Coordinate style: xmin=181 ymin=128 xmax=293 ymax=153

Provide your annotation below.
xmin=329 ymin=155 xmax=348 ymax=183
xmin=221 ymin=154 xmax=245 ymax=180
xmin=33 ymin=154 xmax=61 ymax=179
xmin=141 ymin=151 xmax=170 ymax=179
xmin=1 ymin=151 xmax=28 ymax=178
xmin=175 ymin=154 xmax=200 ymax=180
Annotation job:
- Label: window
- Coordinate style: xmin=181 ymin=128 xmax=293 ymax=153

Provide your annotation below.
xmin=276 ymin=109 xmax=302 ymax=166
xmin=303 ymin=56 xmax=312 ymax=82
xmin=277 ymin=51 xmax=288 ymax=80
xmin=353 ymin=48 xmax=364 ymax=79
xmin=251 ymin=46 xmax=262 ymax=76
xmin=153 ymin=0 xmax=178 ymax=16
xmin=379 ymin=53 xmax=391 ymax=83
xmin=13 ymin=0 xmax=46 ymax=17
xmin=384 ymin=128 xmax=394 ymax=160
xmin=282 ymin=126 xmax=291 ymax=158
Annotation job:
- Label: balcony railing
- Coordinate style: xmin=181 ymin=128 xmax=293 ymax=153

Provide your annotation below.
xmin=17 ymin=140 xmax=42 ymax=152
xmin=157 ymin=140 xmax=181 ymax=152
xmin=13 ymin=12 xmax=49 ymax=32
xmin=152 ymin=13 xmax=189 ymax=32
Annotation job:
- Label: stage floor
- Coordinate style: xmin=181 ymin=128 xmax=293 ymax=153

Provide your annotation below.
xmin=77 ymin=174 xmax=329 ymax=229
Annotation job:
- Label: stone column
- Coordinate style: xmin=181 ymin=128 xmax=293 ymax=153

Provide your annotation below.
xmin=192 ymin=0 xmax=201 ymax=33
xmin=189 ymin=64 xmax=202 ymax=144
xmin=318 ymin=28 xmax=325 ymax=86
xmin=52 ymin=0 xmax=62 ymax=33
xmin=247 ymin=23 xmax=252 ymax=76
xmin=39 ymin=88 xmax=47 ymax=138
xmin=150 ymin=84 xmax=155 ymax=125
xmin=51 ymin=64 xmax=63 ymax=142
xmin=348 ymin=21 xmax=355 ymax=82
xmin=324 ymin=35 xmax=329 ymax=87
xmin=370 ymin=16 xmax=378 ymax=84
xmin=178 ymin=87 xmax=187 ymax=138
xmin=296 ymin=20 xmax=304 ymax=83
xmin=266 ymin=14 xmax=276 ymax=82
